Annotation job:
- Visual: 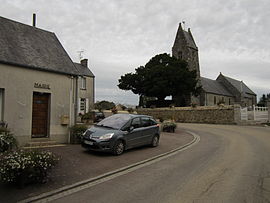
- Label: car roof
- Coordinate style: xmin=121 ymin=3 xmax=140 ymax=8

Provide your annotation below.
xmin=116 ymin=114 xmax=151 ymax=119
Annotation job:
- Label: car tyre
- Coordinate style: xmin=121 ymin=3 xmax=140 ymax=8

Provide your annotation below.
xmin=113 ymin=140 xmax=125 ymax=155
xmin=151 ymin=135 xmax=159 ymax=147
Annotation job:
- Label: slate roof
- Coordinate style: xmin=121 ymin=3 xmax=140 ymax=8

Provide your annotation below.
xmin=183 ymin=30 xmax=197 ymax=50
xmin=74 ymin=63 xmax=95 ymax=77
xmin=173 ymin=23 xmax=198 ymax=51
xmin=222 ymin=75 xmax=256 ymax=97
xmin=201 ymin=77 xmax=233 ymax=97
xmin=0 ymin=16 xmax=79 ymax=75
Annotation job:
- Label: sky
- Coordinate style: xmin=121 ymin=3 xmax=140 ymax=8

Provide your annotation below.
xmin=1 ymin=0 xmax=270 ymax=105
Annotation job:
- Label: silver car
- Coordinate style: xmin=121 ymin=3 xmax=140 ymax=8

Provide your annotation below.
xmin=81 ymin=114 xmax=160 ymax=155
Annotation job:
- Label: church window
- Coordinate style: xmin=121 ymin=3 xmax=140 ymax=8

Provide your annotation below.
xmin=178 ymin=51 xmax=183 ymax=59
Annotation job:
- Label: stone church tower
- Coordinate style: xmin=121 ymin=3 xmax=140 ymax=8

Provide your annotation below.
xmin=172 ymin=23 xmax=201 ymax=105
xmin=172 ymin=23 xmax=200 ymax=78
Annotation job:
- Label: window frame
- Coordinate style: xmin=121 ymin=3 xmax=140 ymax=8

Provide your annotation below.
xmin=80 ymin=77 xmax=86 ymax=90
xmin=80 ymin=98 xmax=86 ymax=111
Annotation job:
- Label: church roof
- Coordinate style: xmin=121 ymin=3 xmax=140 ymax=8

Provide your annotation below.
xmin=74 ymin=62 xmax=95 ymax=77
xmin=0 ymin=16 xmax=79 ymax=75
xmin=201 ymin=77 xmax=233 ymax=97
xmin=183 ymin=30 xmax=197 ymax=50
xmin=173 ymin=23 xmax=198 ymax=51
xmin=221 ymin=75 xmax=256 ymax=97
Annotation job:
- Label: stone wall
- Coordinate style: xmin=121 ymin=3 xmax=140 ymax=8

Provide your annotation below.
xmin=137 ymin=105 xmax=241 ymax=124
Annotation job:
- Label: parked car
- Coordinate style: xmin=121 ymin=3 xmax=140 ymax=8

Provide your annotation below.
xmin=81 ymin=114 xmax=160 ymax=155
xmin=93 ymin=111 xmax=105 ymax=122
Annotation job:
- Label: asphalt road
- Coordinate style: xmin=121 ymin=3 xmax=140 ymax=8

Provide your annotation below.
xmin=53 ymin=124 xmax=270 ymax=203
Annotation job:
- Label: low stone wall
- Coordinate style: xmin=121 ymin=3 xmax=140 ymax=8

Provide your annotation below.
xmin=137 ymin=105 xmax=241 ymax=124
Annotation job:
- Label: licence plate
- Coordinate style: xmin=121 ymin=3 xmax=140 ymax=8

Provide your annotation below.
xmin=84 ymin=140 xmax=93 ymax=145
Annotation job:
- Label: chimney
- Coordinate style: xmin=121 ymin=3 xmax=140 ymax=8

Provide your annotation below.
xmin=80 ymin=59 xmax=88 ymax=67
xmin=32 ymin=13 xmax=36 ymax=27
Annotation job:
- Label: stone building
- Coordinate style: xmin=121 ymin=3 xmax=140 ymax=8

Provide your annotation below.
xmin=74 ymin=59 xmax=95 ymax=115
xmin=0 ymin=16 xmax=95 ymax=145
xmin=172 ymin=23 xmax=256 ymax=107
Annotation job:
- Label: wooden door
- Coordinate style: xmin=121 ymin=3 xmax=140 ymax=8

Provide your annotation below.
xmin=32 ymin=92 xmax=49 ymax=138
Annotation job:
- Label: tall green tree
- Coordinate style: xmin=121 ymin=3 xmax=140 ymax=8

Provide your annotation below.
xmin=118 ymin=53 xmax=201 ymax=106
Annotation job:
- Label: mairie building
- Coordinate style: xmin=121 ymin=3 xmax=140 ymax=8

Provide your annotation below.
xmin=0 ymin=16 xmax=95 ymax=146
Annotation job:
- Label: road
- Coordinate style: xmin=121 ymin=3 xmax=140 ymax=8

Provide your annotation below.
xmin=54 ymin=124 xmax=270 ymax=203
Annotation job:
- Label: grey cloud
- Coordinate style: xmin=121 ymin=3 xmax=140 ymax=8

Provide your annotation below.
xmin=1 ymin=0 xmax=269 ymax=105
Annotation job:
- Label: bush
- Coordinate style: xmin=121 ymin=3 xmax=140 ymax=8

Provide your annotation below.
xmin=0 ymin=150 xmax=58 ymax=186
xmin=127 ymin=108 xmax=134 ymax=113
xmin=70 ymin=124 xmax=88 ymax=144
xmin=111 ymin=107 xmax=118 ymax=114
xmin=94 ymin=100 xmax=115 ymax=110
xmin=81 ymin=112 xmax=94 ymax=120
xmin=0 ymin=127 xmax=17 ymax=152
xmin=162 ymin=121 xmax=177 ymax=133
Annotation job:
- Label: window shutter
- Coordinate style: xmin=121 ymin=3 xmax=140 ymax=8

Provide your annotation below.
xmin=86 ymin=98 xmax=89 ymax=113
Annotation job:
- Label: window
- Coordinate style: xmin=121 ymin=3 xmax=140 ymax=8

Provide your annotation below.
xmin=178 ymin=51 xmax=183 ymax=59
xmin=98 ymin=114 xmax=132 ymax=130
xmin=141 ymin=117 xmax=156 ymax=127
xmin=229 ymin=98 xmax=231 ymax=105
xmin=0 ymin=89 xmax=3 ymax=121
xmin=131 ymin=118 xmax=141 ymax=129
xmin=214 ymin=96 xmax=216 ymax=105
xmin=80 ymin=77 xmax=86 ymax=89
xmin=141 ymin=117 xmax=151 ymax=127
xmin=80 ymin=98 xmax=86 ymax=111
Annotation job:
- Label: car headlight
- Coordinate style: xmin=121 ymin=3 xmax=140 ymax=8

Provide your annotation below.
xmin=99 ymin=133 xmax=114 ymax=140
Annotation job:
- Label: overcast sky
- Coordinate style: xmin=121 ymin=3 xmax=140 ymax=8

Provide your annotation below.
xmin=1 ymin=0 xmax=270 ymax=105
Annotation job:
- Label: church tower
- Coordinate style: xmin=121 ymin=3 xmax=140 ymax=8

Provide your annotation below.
xmin=172 ymin=23 xmax=200 ymax=78
xmin=172 ymin=23 xmax=201 ymax=106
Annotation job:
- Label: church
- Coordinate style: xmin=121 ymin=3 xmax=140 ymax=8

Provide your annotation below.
xmin=172 ymin=23 xmax=257 ymax=107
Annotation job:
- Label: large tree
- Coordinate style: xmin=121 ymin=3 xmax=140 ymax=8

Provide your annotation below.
xmin=118 ymin=53 xmax=201 ymax=106
xmin=258 ymin=94 xmax=270 ymax=107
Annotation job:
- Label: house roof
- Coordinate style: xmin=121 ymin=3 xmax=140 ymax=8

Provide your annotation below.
xmin=221 ymin=74 xmax=256 ymax=97
xmin=201 ymin=77 xmax=233 ymax=97
xmin=74 ymin=63 xmax=95 ymax=77
xmin=0 ymin=16 xmax=79 ymax=75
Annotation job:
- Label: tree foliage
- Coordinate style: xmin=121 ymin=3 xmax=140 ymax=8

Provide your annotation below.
xmin=258 ymin=94 xmax=270 ymax=107
xmin=94 ymin=100 xmax=115 ymax=110
xmin=118 ymin=53 xmax=201 ymax=102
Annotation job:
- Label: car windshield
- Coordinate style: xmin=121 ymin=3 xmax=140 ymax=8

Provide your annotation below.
xmin=96 ymin=114 xmax=132 ymax=129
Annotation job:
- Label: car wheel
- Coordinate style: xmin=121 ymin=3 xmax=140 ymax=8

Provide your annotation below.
xmin=151 ymin=135 xmax=159 ymax=147
xmin=113 ymin=140 xmax=125 ymax=155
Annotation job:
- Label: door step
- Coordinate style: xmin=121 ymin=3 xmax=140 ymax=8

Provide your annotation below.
xmin=23 ymin=140 xmax=66 ymax=149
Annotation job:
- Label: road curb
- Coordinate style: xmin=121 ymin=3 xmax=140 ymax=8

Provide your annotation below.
xmin=19 ymin=130 xmax=200 ymax=203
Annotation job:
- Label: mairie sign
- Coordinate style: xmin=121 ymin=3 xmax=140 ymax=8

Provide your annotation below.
xmin=34 ymin=83 xmax=50 ymax=89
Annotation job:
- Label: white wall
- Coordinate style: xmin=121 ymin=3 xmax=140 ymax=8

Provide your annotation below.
xmin=0 ymin=64 xmax=76 ymax=145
